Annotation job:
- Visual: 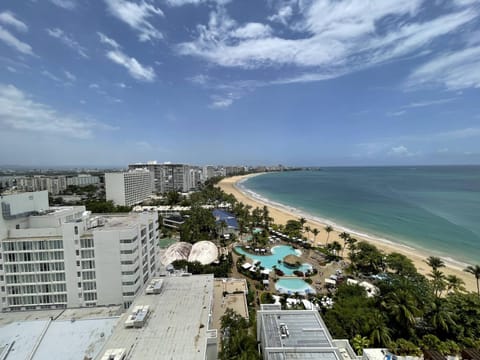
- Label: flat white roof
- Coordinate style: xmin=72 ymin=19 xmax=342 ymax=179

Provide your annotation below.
xmin=97 ymin=275 xmax=214 ymax=360
xmin=0 ymin=317 xmax=118 ymax=360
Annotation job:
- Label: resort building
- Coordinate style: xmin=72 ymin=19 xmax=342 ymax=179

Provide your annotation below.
xmin=97 ymin=274 xmax=217 ymax=360
xmin=257 ymin=304 xmax=358 ymax=360
xmin=105 ymin=169 xmax=154 ymax=206
xmin=0 ymin=191 xmax=159 ymax=311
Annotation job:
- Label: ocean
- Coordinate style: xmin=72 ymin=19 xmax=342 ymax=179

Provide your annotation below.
xmin=239 ymin=166 xmax=480 ymax=267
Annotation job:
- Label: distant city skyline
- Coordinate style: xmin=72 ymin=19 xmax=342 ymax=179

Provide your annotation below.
xmin=1 ymin=0 xmax=479 ymax=166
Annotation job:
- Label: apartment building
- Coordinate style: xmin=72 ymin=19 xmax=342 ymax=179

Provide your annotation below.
xmin=66 ymin=174 xmax=100 ymax=187
xmin=0 ymin=191 xmax=159 ymax=311
xmin=128 ymin=162 xmax=194 ymax=193
xmin=105 ymin=169 xmax=153 ymax=206
xmin=15 ymin=175 xmax=67 ymax=195
xmin=128 ymin=161 xmax=165 ymax=194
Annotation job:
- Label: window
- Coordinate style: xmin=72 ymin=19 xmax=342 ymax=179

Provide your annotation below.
xmin=74 ymin=226 xmax=78 ymax=235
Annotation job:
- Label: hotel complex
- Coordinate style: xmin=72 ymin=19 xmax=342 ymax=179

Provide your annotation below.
xmin=105 ymin=169 xmax=154 ymax=206
xmin=0 ymin=191 xmax=159 ymax=311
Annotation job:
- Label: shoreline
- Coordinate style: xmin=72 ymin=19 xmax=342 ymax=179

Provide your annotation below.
xmin=219 ymin=173 xmax=478 ymax=293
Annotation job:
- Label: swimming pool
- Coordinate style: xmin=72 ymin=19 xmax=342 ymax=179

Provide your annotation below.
xmin=275 ymin=278 xmax=316 ymax=295
xmin=235 ymin=245 xmax=312 ymax=275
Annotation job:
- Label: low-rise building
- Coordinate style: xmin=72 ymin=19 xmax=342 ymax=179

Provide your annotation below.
xmin=257 ymin=304 xmax=358 ymax=360
xmin=96 ymin=275 xmax=217 ymax=360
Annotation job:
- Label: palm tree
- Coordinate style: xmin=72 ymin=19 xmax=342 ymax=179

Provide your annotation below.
xmin=446 ymin=274 xmax=466 ymax=293
xmin=369 ymin=312 xmax=391 ymax=347
xmin=430 ymin=269 xmax=446 ymax=297
xmin=464 ymin=264 xmax=480 ymax=296
xmin=299 ymin=217 xmax=307 ymax=232
xmin=425 ymin=256 xmax=445 ymax=271
xmin=381 ymin=289 xmax=420 ymax=337
xmin=325 ymin=225 xmax=334 ymax=245
xmin=312 ymin=228 xmax=319 ymax=244
xmin=352 ymin=334 xmax=370 ymax=355
xmin=305 ymin=226 xmax=311 ymax=241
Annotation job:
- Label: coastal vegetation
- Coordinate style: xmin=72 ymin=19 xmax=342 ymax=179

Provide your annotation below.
xmin=323 ymin=238 xmax=480 ymax=355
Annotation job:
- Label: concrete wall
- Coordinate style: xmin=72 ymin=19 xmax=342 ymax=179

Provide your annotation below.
xmin=93 ymin=229 xmax=123 ymax=306
xmin=105 ymin=173 xmax=126 ymax=206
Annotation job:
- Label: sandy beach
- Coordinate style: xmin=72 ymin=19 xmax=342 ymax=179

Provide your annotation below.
xmin=218 ymin=174 xmax=478 ymax=293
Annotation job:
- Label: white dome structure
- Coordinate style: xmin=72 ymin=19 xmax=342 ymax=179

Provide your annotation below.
xmin=161 ymin=242 xmax=192 ymax=265
xmin=188 ymin=241 xmax=218 ymax=265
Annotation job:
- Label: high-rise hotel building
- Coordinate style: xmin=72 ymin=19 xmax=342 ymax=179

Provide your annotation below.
xmin=0 ymin=191 xmax=159 ymax=311
xmin=105 ymin=169 xmax=154 ymax=206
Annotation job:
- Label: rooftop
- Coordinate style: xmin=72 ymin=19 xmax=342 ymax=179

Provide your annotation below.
xmin=258 ymin=306 xmax=355 ymax=360
xmin=212 ymin=209 xmax=238 ymax=230
xmin=0 ymin=306 xmax=121 ymax=360
xmin=96 ymin=275 xmax=215 ymax=360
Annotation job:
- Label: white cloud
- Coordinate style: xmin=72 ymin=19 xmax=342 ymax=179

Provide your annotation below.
xmin=0 ymin=26 xmax=33 ymax=55
xmin=89 ymin=83 xmax=100 ymax=89
xmin=0 ymin=11 xmax=28 ymax=32
xmin=210 ymin=96 xmax=233 ymax=109
xmin=232 ymin=23 xmax=272 ymax=39
xmin=166 ymin=0 xmax=230 ymax=6
xmin=268 ymin=5 xmax=293 ymax=25
xmin=98 ymin=32 xmax=120 ymax=48
xmin=406 ymin=98 xmax=456 ymax=108
xmin=64 ymin=70 xmax=76 ymax=81
xmin=389 ymin=145 xmax=413 ymax=156
xmin=387 ymin=110 xmax=406 ymax=117
xmin=41 ymin=70 xmax=61 ymax=82
xmin=0 ymin=84 xmax=112 ymax=139
xmin=106 ymin=49 xmax=156 ymax=81
xmin=104 ymin=0 xmax=164 ymax=42
xmin=46 ymin=28 xmax=88 ymax=58
xmin=407 ymin=46 xmax=480 ymax=90
xmin=177 ymin=0 xmax=477 ymax=84
xmin=50 ymin=0 xmax=76 ymax=9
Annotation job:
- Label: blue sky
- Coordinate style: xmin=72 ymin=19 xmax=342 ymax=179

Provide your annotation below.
xmin=0 ymin=0 xmax=479 ymax=167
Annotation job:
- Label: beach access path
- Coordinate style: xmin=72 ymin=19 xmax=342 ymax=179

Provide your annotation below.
xmin=218 ymin=174 xmax=477 ymax=293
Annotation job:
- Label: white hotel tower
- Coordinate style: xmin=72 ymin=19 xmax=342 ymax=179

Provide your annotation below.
xmin=0 ymin=191 xmax=159 ymax=311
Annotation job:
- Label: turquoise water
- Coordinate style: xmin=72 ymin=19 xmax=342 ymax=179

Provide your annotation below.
xmin=235 ymin=245 xmax=312 ymax=275
xmin=275 ymin=278 xmax=315 ymax=295
xmin=241 ymin=167 xmax=480 ymax=266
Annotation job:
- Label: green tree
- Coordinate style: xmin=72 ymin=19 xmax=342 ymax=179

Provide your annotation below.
xmin=425 ymin=256 xmax=445 ymax=271
xmin=446 ymin=274 xmax=466 ymax=293
xmin=352 ymin=335 xmax=370 ymax=355
xmin=381 ymin=288 xmax=420 ymax=338
xmin=369 ymin=311 xmax=391 ymax=347
xmin=464 ymin=264 xmax=480 ymax=296
xmin=430 ymin=269 xmax=447 ymax=297
xmin=325 ymin=225 xmax=334 ymax=245
xmin=385 ymin=252 xmax=417 ymax=277
xmin=312 ymin=228 xmax=319 ymax=244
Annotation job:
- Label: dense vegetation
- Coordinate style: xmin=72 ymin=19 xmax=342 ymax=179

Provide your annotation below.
xmin=84 ymin=200 xmax=132 ymax=213
xmin=323 ymin=241 xmax=480 ymax=355
xmin=170 ymin=253 xmax=233 ymax=278
xmin=219 ymin=309 xmax=261 ymax=360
